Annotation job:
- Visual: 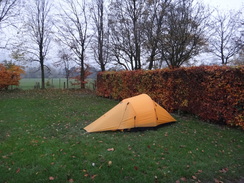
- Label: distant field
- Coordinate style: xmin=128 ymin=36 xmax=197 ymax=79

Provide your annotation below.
xmin=16 ymin=78 xmax=95 ymax=90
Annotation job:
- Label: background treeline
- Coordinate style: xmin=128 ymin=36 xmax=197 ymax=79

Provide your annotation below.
xmin=0 ymin=0 xmax=243 ymax=89
xmin=20 ymin=65 xmax=98 ymax=79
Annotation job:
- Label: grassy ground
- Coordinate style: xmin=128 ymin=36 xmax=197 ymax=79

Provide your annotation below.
xmin=0 ymin=90 xmax=243 ymax=183
xmin=16 ymin=78 xmax=95 ymax=90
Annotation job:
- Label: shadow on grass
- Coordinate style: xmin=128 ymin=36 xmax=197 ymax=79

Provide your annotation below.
xmin=124 ymin=122 xmax=177 ymax=133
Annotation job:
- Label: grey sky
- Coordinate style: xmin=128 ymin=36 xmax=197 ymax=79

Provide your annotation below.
xmin=0 ymin=0 xmax=243 ymax=62
xmin=201 ymin=0 xmax=243 ymax=10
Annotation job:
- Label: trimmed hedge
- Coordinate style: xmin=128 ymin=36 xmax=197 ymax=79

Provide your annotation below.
xmin=96 ymin=66 xmax=244 ymax=129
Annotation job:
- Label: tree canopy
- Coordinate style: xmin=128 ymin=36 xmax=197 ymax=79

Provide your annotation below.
xmin=0 ymin=0 xmax=243 ymax=76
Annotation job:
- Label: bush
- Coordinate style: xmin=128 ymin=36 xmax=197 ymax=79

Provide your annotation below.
xmin=97 ymin=66 xmax=244 ymax=129
xmin=0 ymin=63 xmax=25 ymax=90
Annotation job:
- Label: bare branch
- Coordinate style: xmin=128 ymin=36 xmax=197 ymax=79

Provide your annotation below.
xmin=207 ymin=10 xmax=243 ymax=64
xmin=0 ymin=0 xmax=18 ymax=26
xmin=55 ymin=0 xmax=91 ymax=88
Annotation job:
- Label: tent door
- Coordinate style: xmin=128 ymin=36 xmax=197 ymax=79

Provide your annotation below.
xmin=118 ymin=102 xmax=136 ymax=130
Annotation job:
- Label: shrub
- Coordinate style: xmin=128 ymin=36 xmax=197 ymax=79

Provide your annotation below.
xmin=97 ymin=66 xmax=244 ymax=129
xmin=0 ymin=63 xmax=25 ymax=90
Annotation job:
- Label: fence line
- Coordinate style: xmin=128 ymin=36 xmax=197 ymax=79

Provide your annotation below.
xmin=15 ymin=78 xmax=95 ymax=90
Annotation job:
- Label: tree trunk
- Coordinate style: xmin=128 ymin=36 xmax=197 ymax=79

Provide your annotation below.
xmin=100 ymin=63 xmax=105 ymax=72
xmin=80 ymin=67 xmax=85 ymax=89
xmin=40 ymin=61 xmax=45 ymax=89
xmin=80 ymin=53 xmax=85 ymax=89
xmin=148 ymin=47 xmax=156 ymax=70
xmin=66 ymin=77 xmax=69 ymax=89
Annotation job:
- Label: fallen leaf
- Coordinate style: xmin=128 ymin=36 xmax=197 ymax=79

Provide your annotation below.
xmin=108 ymin=161 xmax=112 ymax=166
xmin=175 ymin=180 xmax=180 ymax=183
xmin=16 ymin=168 xmax=20 ymax=173
xmin=198 ymin=170 xmax=203 ymax=173
xmin=180 ymin=177 xmax=187 ymax=182
xmin=84 ymin=174 xmax=89 ymax=177
xmin=192 ymin=176 xmax=197 ymax=180
xmin=154 ymin=176 xmax=159 ymax=183
xmin=214 ymin=178 xmax=224 ymax=183
xmin=68 ymin=179 xmax=74 ymax=182
xmin=49 ymin=176 xmax=55 ymax=180
xmin=164 ymin=132 xmax=168 ymax=137
xmin=219 ymin=168 xmax=228 ymax=173
xmin=91 ymin=174 xmax=97 ymax=179
xmin=134 ymin=166 xmax=138 ymax=170
xmin=107 ymin=148 xmax=114 ymax=151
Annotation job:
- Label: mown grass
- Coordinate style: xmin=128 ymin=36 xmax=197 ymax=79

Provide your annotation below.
xmin=17 ymin=78 xmax=95 ymax=90
xmin=0 ymin=90 xmax=243 ymax=183
xmin=18 ymin=78 xmax=71 ymax=90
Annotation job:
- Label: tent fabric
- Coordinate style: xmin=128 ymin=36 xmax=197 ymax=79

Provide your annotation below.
xmin=84 ymin=94 xmax=176 ymax=132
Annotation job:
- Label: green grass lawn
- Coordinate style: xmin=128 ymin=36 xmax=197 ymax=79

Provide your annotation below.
xmin=18 ymin=78 xmax=69 ymax=90
xmin=17 ymin=78 xmax=95 ymax=90
xmin=0 ymin=90 xmax=243 ymax=183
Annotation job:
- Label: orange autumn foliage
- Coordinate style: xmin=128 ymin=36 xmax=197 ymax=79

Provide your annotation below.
xmin=0 ymin=63 xmax=25 ymax=90
xmin=70 ymin=66 xmax=92 ymax=86
xmin=96 ymin=66 xmax=244 ymax=129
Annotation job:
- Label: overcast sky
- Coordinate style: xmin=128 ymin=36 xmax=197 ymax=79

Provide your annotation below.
xmin=0 ymin=0 xmax=243 ymax=63
xmin=201 ymin=0 xmax=243 ymax=11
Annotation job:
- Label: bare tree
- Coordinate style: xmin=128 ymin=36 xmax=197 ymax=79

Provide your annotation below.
xmin=108 ymin=0 xmax=208 ymax=70
xmin=108 ymin=0 xmax=147 ymax=70
xmin=56 ymin=0 xmax=91 ymax=89
xmin=142 ymin=0 xmax=171 ymax=69
xmin=27 ymin=0 xmax=52 ymax=89
xmin=56 ymin=48 xmax=74 ymax=89
xmin=0 ymin=0 xmax=18 ymax=49
xmin=12 ymin=0 xmax=53 ymax=89
xmin=90 ymin=0 xmax=110 ymax=71
xmin=208 ymin=10 xmax=243 ymax=65
xmin=0 ymin=0 xmax=18 ymax=26
xmin=159 ymin=0 xmax=209 ymax=69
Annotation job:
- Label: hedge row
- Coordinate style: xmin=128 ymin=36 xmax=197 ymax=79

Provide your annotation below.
xmin=96 ymin=66 xmax=244 ymax=129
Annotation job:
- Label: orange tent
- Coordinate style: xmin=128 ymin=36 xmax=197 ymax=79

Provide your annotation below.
xmin=84 ymin=94 xmax=176 ymax=132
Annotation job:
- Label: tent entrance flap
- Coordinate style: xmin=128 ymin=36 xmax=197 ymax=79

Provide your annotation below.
xmin=118 ymin=102 xmax=136 ymax=130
